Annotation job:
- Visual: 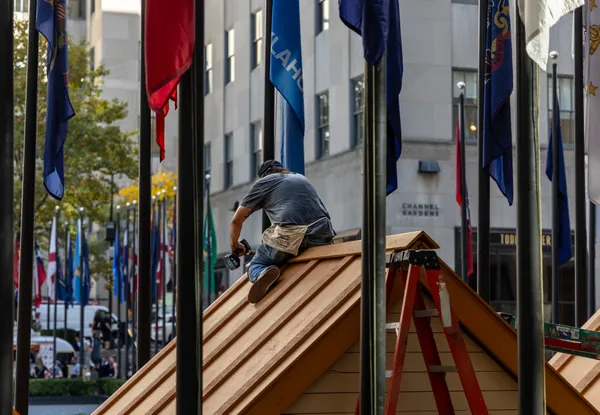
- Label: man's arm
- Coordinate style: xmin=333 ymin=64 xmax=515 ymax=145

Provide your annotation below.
xmin=229 ymin=205 xmax=253 ymax=255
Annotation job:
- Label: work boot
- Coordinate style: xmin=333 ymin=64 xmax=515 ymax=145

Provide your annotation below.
xmin=248 ymin=266 xmax=281 ymax=304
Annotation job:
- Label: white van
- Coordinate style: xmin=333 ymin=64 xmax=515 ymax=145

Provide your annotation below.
xmin=37 ymin=304 xmax=118 ymax=339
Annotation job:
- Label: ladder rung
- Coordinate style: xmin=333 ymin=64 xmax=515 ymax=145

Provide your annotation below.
xmin=414 ymin=309 xmax=438 ymax=318
xmin=386 ymin=323 xmax=400 ymax=330
xmin=429 ymin=365 xmax=457 ymax=373
xmin=385 ymin=370 xmax=393 ymax=378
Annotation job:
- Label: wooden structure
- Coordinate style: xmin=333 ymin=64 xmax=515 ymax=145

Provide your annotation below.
xmin=92 ymin=231 xmax=597 ymax=415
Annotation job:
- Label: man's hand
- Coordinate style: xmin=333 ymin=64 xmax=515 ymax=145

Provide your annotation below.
xmin=231 ymin=240 xmax=246 ymax=256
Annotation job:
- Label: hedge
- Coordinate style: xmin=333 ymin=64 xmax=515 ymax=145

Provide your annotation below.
xmin=29 ymin=378 xmax=126 ymax=397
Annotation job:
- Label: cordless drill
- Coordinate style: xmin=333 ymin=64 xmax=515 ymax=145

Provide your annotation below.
xmin=224 ymin=239 xmax=253 ymax=270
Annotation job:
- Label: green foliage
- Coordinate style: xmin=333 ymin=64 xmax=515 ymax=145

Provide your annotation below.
xmin=29 ymin=378 xmax=127 ymax=397
xmin=13 ymin=20 xmax=139 ymax=282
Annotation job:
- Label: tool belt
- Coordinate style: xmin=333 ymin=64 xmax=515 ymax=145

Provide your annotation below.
xmin=261 ymin=217 xmax=328 ymax=256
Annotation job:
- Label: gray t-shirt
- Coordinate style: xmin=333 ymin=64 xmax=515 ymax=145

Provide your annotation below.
xmin=241 ymin=173 xmax=336 ymax=241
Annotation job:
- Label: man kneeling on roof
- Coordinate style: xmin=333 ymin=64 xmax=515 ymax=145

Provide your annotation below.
xmin=229 ymin=160 xmax=336 ymax=304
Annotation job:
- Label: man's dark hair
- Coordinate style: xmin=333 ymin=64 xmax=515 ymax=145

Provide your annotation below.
xmin=258 ymin=160 xmax=289 ymax=178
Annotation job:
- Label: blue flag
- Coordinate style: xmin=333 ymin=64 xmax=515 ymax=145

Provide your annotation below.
xmin=546 ymin=100 xmax=572 ymax=265
xmin=483 ymin=0 xmax=514 ymax=205
xmin=73 ymin=218 xmax=82 ymax=302
xmin=82 ymin=241 xmax=91 ymax=307
xmin=36 ymin=0 xmax=75 ymax=200
xmin=66 ymin=236 xmax=73 ymax=307
xmin=339 ymin=0 xmax=403 ymax=195
xmin=270 ymin=0 xmax=305 ymax=174
xmin=113 ymin=222 xmax=122 ymax=303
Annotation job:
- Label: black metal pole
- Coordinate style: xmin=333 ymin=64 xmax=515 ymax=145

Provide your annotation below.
xmin=138 ymin=0 xmax=152 ymax=368
xmin=262 ymin=0 xmax=274 ymax=232
xmin=53 ymin=210 xmax=60 ymax=378
xmin=477 ymin=0 xmax=490 ymax=303
xmin=359 ymin=58 xmax=386 ymax=415
xmin=589 ymin=202 xmax=596 ymax=316
xmin=171 ymin=191 xmax=176 ymax=338
xmin=574 ymin=6 xmax=588 ymax=325
xmin=79 ymin=211 xmax=85 ymax=376
xmin=153 ymin=197 xmax=159 ymax=356
xmin=116 ymin=207 xmax=122 ymax=377
xmin=206 ymin=176 xmax=212 ymax=305
xmin=64 ymin=226 xmax=68 ymax=342
xmin=15 ymin=0 xmax=39 ymax=408
xmin=458 ymin=88 xmax=469 ymax=281
xmin=125 ymin=205 xmax=131 ymax=376
xmin=161 ymin=196 xmax=167 ymax=346
xmin=132 ymin=202 xmax=138 ymax=374
xmin=515 ymin=11 xmax=545 ymax=414
xmin=551 ymin=58 xmax=560 ymax=325
xmin=0 ymin=0 xmax=14 ymax=406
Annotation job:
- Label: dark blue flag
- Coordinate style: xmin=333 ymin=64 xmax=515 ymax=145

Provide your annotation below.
xmin=339 ymin=0 xmax=403 ymax=195
xmin=546 ymin=100 xmax=572 ymax=265
xmin=483 ymin=0 xmax=513 ymax=205
xmin=271 ymin=0 xmax=305 ymax=174
xmin=113 ymin=223 xmax=122 ymax=303
xmin=82 ymin=241 xmax=91 ymax=307
xmin=36 ymin=0 xmax=76 ymax=200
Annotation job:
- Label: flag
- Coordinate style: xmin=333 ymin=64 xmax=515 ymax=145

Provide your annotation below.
xmin=483 ymin=0 xmax=514 ymax=205
xmin=113 ymin=221 xmax=122 ymax=303
xmin=587 ymin=0 xmax=600 ymax=204
xmin=270 ymin=0 xmax=305 ymax=174
xmin=122 ymin=226 xmax=129 ymax=302
xmin=34 ymin=241 xmax=47 ymax=309
xmin=204 ymin=201 xmax=217 ymax=298
xmin=455 ymin=123 xmax=474 ymax=276
xmin=73 ymin=217 xmax=82 ymax=302
xmin=47 ymin=217 xmax=58 ymax=301
xmin=517 ymin=0 xmax=583 ymax=69
xmin=56 ymin=253 xmax=67 ymax=301
xmin=339 ymin=0 xmax=404 ymax=195
xmin=145 ymin=0 xmax=194 ymax=161
xmin=163 ymin=213 xmax=171 ymax=285
xmin=36 ymin=0 xmax=76 ymax=200
xmin=81 ymin=240 xmax=91 ymax=307
xmin=66 ymin=234 xmax=74 ymax=306
xmin=151 ymin=212 xmax=159 ymax=301
xmin=546 ymin=99 xmax=573 ymax=264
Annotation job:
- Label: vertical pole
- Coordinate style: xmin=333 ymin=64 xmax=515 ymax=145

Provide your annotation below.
xmin=125 ymin=205 xmax=131 ymax=376
xmin=589 ymin=202 xmax=596 ymax=316
xmin=262 ymin=0 xmax=274 ymax=232
xmin=138 ymin=0 xmax=152 ymax=368
xmin=116 ymin=207 xmax=122 ymax=378
xmin=458 ymin=86 xmax=469 ymax=281
xmin=171 ymin=190 xmax=176 ymax=338
xmin=515 ymin=10 xmax=546 ymax=414
xmin=47 ymin=295 xmax=50 ymax=332
xmin=132 ymin=203 xmax=138 ymax=373
xmin=551 ymin=57 xmax=560 ymax=324
xmin=53 ymin=209 xmax=60 ymax=378
xmin=79 ymin=210 xmax=85 ymax=376
xmin=574 ymin=6 xmax=588 ymax=325
xmin=206 ymin=176 xmax=211 ymax=305
xmin=15 ymin=0 xmax=39 ymax=408
xmin=64 ymin=227 xmax=68 ymax=342
xmin=0 ymin=0 xmax=14 ymax=406
xmin=360 ymin=58 xmax=386 ymax=415
xmin=161 ymin=195 xmax=166 ymax=346
xmin=154 ymin=198 xmax=159 ymax=355
xmin=477 ymin=0 xmax=491 ymax=302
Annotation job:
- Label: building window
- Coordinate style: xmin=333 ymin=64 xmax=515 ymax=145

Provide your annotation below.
xmin=251 ymin=10 xmax=263 ymax=69
xmin=150 ymin=114 xmax=160 ymax=159
xmin=205 ymin=43 xmax=213 ymax=95
xmin=68 ymin=0 xmax=84 ymax=18
xmin=548 ymin=76 xmax=574 ymax=144
xmin=91 ymin=0 xmax=95 ymax=14
xmin=317 ymin=0 xmax=330 ymax=34
xmin=452 ymin=69 xmax=478 ymax=142
xmin=316 ymin=92 xmax=330 ymax=159
xmin=14 ymin=0 xmax=28 ymax=13
xmin=224 ymin=133 xmax=233 ymax=188
xmin=225 ymin=28 xmax=235 ymax=85
xmin=352 ymin=77 xmax=365 ymax=148
xmin=89 ymin=47 xmax=95 ymax=71
xmin=250 ymin=122 xmax=263 ymax=179
xmin=204 ymin=143 xmax=211 ymax=174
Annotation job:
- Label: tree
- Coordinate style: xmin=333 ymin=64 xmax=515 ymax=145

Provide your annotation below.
xmin=118 ymin=170 xmax=177 ymax=224
xmin=13 ymin=20 xmax=138 ymax=240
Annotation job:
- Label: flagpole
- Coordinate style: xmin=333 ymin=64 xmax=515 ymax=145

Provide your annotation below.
xmin=589 ymin=202 xmax=596 ymax=316
xmin=15 ymin=0 xmax=40 ymax=406
xmin=551 ymin=51 xmax=560 ymax=324
xmin=515 ymin=10 xmax=545 ymax=413
xmin=79 ymin=208 xmax=85 ymax=376
xmin=477 ymin=0 xmax=491 ymax=302
xmin=458 ymin=83 xmax=469 ymax=281
xmin=138 ymin=0 xmax=153 ymax=368
xmin=360 ymin=56 xmax=387 ymax=415
xmin=132 ymin=200 xmax=138 ymax=374
xmin=0 ymin=0 xmax=14 ymax=404
xmin=64 ymin=225 xmax=68 ymax=342
xmin=171 ymin=188 xmax=176 ymax=339
xmin=574 ymin=6 xmax=588 ymax=324
xmin=125 ymin=202 xmax=131 ymax=377
xmin=116 ymin=205 xmax=122 ymax=378
xmin=161 ymin=190 xmax=167 ymax=346
xmin=153 ymin=196 xmax=159 ymax=356
xmin=53 ymin=207 xmax=60 ymax=378
xmin=262 ymin=0 xmax=274 ymax=232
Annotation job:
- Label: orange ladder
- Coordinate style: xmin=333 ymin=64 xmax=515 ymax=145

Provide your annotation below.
xmin=355 ymin=249 xmax=488 ymax=415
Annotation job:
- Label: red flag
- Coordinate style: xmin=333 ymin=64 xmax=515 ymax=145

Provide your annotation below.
xmin=145 ymin=0 xmax=194 ymax=161
xmin=455 ymin=123 xmax=474 ymax=276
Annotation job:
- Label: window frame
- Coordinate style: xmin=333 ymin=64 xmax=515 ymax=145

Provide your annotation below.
xmin=316 ymin=0 xmax=330 ymax=34
xmin=316 ymin=91 xmax=330 ymax=160
xmin=204 ymin=143 xmax=211 ymax=175
xmin=452 ymin=69 xmax=479 ymax=144
xmin=205 ymin=43 xmax=213 ymax=95
xmin=250 ymin=122 xmax=263 ymax=179
xmin=225 ymin=28 xmax=235 ymax=85
xmin=351 ymin=76 xmax=365 ymax=148
xmin=547 ymin=75 xmax=575 ymax=146
xmin=224 ymin=133 xmax=234 ymax=189
xmin=251 ymin=10 xmax=263 ymax=69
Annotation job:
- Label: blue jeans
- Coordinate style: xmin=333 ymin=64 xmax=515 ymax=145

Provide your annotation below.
xmin=247 ymin=236 xmax=333 ymax=283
